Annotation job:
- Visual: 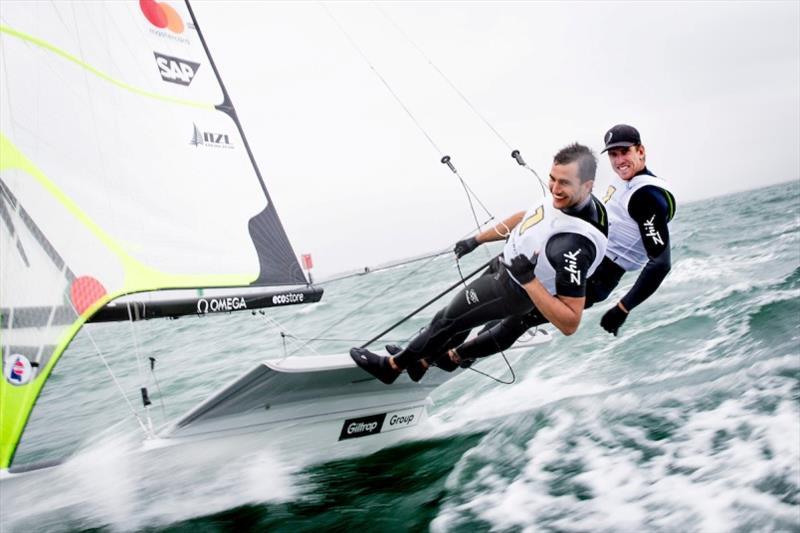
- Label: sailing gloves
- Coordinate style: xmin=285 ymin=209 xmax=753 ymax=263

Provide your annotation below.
xmin=454 ymin=237 xmax=480 ymax=258
xmin=600 ymin=304 xmax=628 ymax=336
xmin=506 ymin=254 xmax=538 ymax=284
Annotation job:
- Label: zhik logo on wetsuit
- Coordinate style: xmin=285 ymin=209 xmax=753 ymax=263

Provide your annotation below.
xmin=643 ymin=215 xmax=664 ymax=245
xmin=154 ymin=52 xmax=199 ymax=86
xmin=563 ymin=249 xmax=582 ymax=285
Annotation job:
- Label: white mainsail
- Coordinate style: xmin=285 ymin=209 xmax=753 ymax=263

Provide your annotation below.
xmin=0 ymin=0 xmax=307 ymax=469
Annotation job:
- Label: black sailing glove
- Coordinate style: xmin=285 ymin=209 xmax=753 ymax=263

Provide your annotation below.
xmin=506 ymin=254 xmax=538 ymax=284
xmin=600 ymin=305 xmax=628 ymax=336
xmin=454 ymin=237 xmax=480 ymax=258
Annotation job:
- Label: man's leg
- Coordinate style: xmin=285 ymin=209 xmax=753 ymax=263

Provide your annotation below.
xmin=350 ymin=263 xmax=532 ymax=383
xmin=449 ymin=311 xmax=543 ymax=362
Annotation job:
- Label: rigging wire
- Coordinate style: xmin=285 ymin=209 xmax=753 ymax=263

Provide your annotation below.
xmin=374 ymin=3 xmax=548 ymax=198
xmin=287 ymin=242 xmax=454 ymax=356
xmin=126 ymin=301 xmax=154 ymax=432
xmin=125 ymin=302 xmax=168 ymax=423
xmin=293 ymin=222 xmax=496 ymax=351
xmin=320 ymin=2 xmax=493 ymax=230
xmin=276 ymin=6 xmax=538 ymax=384
xmin=73 ymin=313 xmax=152 ymax=438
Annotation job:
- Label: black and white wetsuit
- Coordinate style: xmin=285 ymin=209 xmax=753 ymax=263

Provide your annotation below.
xmin=457 ymin=168 xmax=676 ymax=360
xmin=392 ymin=193 xmax=608 ymax=368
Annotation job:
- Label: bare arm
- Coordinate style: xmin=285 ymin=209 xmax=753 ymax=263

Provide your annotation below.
xmin=475 ymin=211 xmax=524 ymax=244
xmin=511 ymin=232 xmax=597 ymax=336
xmin=520 ymin=280 xmax=584 ymax=335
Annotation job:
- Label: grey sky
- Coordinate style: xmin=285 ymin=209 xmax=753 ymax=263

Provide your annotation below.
xmin=193 ymin=1 xmax=799 ymax=277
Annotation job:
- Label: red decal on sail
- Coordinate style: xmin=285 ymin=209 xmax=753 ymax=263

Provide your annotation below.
xmin=140 ymin=0 xmax=168 ymax=28
xmin=70 ymin=276 xmax=107 ymax=314
xmin=140 ymin=0 xmax=184 ymax=34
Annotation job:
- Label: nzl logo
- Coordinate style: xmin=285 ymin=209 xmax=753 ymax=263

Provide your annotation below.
xmin=154 ymin=52 xmax=199 ymax=86
xmin=563 ymin=249 xmax=582 ymax=285
xmin=644 ymin=215 xmax=664 ymax=245
xmin=190 ymin=124 xmax=233 ymax=148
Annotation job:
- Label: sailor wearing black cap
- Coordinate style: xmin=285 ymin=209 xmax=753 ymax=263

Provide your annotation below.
xmin=350 ymin=143 xmax=609 ymax=384
xmin=594 ymin=124 xmax=676 ymax=335
xmin=425 ymin=124 xmax=678 ymax=372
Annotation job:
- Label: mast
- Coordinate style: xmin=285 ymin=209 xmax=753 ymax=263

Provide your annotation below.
xmin=0 ymin=0 xmax=318 ymax=469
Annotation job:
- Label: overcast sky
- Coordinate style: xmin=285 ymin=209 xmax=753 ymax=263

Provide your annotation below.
xmin=192 ymin=1 xmax=799 ymax=277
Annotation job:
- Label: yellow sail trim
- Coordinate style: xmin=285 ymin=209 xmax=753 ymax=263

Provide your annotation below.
xmin=0 ymin=135 xmax=256 ymax=469
xmin=0 ymin=134 xmax=254 ymax=288
xmin=0 ymin=25 xmax=213 ymax=110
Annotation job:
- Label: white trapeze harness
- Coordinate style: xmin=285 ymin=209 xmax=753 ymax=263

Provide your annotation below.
xmin=502 ymin=194 xmax=607 ymax=295
xmin=601 ymin=173 xmax=675 ymax=271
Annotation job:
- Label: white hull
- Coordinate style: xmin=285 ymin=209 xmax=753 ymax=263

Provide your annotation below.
xmin=159 ymin=351 xmax=460 ymax=446
xmin=2 ymin=329 xmax=552 ymax=479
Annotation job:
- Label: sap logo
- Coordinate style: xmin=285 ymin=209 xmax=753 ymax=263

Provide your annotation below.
xmin=155 ymin=52 xmax=199 ymax=86
xmin=339 ymin=413 xmax=386 ymax=440
xmin=190 ymin=124 xmax=233 ymax=149
xmin=272 ymin=293 xmax=305 ymax=305
xmin=4 ymin=354 xmax=33 ymax=386
xmin=563 ymin=249 xmax=582 ymax=285
xmin=196 ymin=297 xmax=247 ymax=314
xmin=644 ymin=215 xmax=664 ymax=246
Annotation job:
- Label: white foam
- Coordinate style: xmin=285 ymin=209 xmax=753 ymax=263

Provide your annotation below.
xmin=433 ymin=359 xmax=800 ymax=531
xmin=0 ymin=432 xmax=303 ymax=532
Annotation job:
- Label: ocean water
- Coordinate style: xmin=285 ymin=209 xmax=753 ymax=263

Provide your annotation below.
xmin=1 ymin=181 xmax=799 ymax=532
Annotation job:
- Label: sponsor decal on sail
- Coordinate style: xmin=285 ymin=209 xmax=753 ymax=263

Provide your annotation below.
xmin=4 ymin=354 xmax=33 ymax=386
xmin=190 ymin=124 xmax=234 ymax=149
xmin=154 ymin=52 xmax=200 ymax=86
xmin=140 ymin=0 xmax=192 ymax=44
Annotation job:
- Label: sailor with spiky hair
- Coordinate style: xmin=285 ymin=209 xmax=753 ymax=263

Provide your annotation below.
xmin=350 ymin=143 xmax=609 ymax=385
xmin=439 ymin=124 xmax=677 ymax=372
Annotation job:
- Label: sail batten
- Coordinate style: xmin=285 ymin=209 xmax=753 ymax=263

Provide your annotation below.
xmin=0 ymin=0 xmax=312 ymax=469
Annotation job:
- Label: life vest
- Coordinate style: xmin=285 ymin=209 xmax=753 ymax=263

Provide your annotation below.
xmin=502 ymin=194 xmax=608 ymax=295
xmin=601 ymin=172 xmax=676 ymax=271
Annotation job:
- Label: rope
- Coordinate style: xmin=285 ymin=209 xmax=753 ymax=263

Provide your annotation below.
xmin=293 ymin=243 xmax=451 ymax=355
xmin=321 ymin=3 xmax=444 ymax=156
xmin=322 ymin=3 xmax=493 ymax=229
xmin=466 ymin=352 xmax=516 ymax=385
xmin=374 ymin=3 xmax=514 ymax=151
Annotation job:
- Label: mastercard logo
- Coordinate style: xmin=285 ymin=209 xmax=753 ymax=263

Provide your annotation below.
xmin=140 ymin=0 xmax=184 ymax=34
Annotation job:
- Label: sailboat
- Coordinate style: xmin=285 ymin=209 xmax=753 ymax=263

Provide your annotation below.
xmin=0 ymin=0 xmax=550 ymax=478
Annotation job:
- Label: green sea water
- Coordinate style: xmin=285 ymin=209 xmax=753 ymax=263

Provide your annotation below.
xmin=2 ymin=181 xmax=798 ymax=532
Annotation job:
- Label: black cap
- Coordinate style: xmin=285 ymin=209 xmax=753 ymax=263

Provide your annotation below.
xmin=601 ymin=124 xmax=641 ymax=153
